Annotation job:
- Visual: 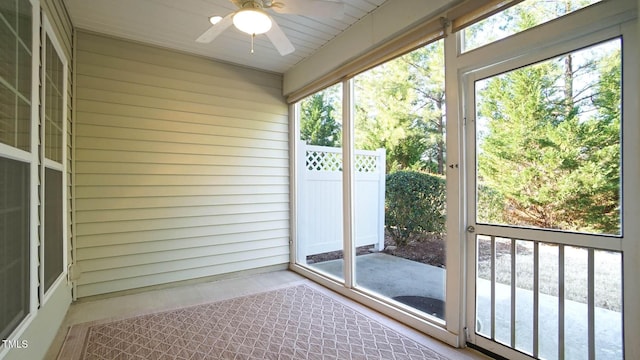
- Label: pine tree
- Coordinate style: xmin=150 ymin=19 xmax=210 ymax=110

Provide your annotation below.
xmin=354 ymin=40 xmax=445 ymax=174
xmin=477 ymin=44 xmax=621 ymax=234
xmin=300 ymin=92 xmax=341 ymax=147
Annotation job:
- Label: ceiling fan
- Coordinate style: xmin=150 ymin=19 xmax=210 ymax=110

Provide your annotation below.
xmin=196 ymin=0 xmax=344 ymax=56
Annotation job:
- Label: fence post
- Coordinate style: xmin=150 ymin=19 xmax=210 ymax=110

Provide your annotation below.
xmin=376 ymin=148 xmax=386 ymax=251
xmin=297 ymin=141 xmax=307 ymax=261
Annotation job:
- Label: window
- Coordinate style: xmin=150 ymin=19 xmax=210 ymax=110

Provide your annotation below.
xmin=0 ymin=0 xmax=31 ymax=151
xmin=43 ymin=168 xmax=63 ymax=292
xmin=0 ymin=0 xmax=32 ymax=341
xmin=463 ymin=0 xmax=602 ymax=52
xmin=41 ymin=21 xmax=66 ymax=295
xmin=0 ymin=158 xmax=30 ymax=341
xmin=295 ymin=83 xmax=345 ymax=280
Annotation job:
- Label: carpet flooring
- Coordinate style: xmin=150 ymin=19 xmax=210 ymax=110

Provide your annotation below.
xmin=58 ymin=284 xmax=453 ymax=359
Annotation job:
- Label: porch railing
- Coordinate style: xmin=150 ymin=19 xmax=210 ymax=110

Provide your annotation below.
xmin=475 ymin=235 xmax=622 ymax=359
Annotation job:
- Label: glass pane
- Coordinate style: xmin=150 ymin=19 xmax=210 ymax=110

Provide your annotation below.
xmin=46 ymin=35 xmax=53 ymax=76
xmin=45 ymin=74 xmax=53 ymax=123
xmin=0 ymin=0 xmax=30 ymax=152
xmin=17 ymin=41 xmax=30 ymax=98
xmin=44 ymin=168 xmax=63 ymax=292
xmin=0 ymin=0 xmax=16 ymax=32
xmin=296 ymin=83 xmax=344 ymax=281
xmin=0 ymin=18 xmax=17 ymax=88
xmin=594 ymin=250 xmax=622 ymax=359
xmin=0 ymin=156 xmax=30 ymax=340
xmin=16 ymin=96 xmax=29 ymax=150
xmin=17 ymin=0 xmax=30 ymax=46
xmin=463 ymin=0 xmax=601 ymax=52
xmin=475 ymin=39 xmax=621 ymax=235
xmin=352 ymin=39 xmax=446 ymax=320
xmin=0 ymin=82 xmax=17 ymax=148
xmin=45 ymin=37 xmax=64 ymax=162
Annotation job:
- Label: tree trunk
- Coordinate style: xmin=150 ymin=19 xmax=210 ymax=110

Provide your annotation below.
xmin=564 ymin=54 xmax=574 ymax=117
xmin=563 ymin=1 xmax=574 ymax=118
xmin=436 ymin=97 xmax=445 ymax=175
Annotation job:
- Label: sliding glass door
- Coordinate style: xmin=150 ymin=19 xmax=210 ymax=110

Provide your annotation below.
xmin=352 ymin=39 xmax=447 ymax=321
xmin=295 ymin=40 xmax=450 ymax=324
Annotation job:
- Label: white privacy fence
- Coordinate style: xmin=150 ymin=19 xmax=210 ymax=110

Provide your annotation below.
xmin=297 ymin=142 xmax=386 ymax=257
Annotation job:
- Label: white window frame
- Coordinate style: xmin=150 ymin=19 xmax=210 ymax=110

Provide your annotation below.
xmin=39 ymin=13 xmax=68 ymax=304
xmin=0 ymin=1 xmax=41 ymax=356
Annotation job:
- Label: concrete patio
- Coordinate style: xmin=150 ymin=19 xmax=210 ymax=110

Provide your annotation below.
xmin=310 ymin=252 xmax=623 ymax=359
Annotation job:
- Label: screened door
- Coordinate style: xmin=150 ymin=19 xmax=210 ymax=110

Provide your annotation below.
xmin=464 ymin=37 xmax=624 ymax=360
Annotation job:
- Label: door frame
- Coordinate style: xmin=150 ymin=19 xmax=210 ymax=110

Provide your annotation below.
xmin=457 ymin=3 xmax=638 ymax=359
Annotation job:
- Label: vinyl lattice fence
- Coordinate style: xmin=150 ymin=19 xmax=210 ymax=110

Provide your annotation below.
xmin=297 ymin=142 xmax=385 ymax=257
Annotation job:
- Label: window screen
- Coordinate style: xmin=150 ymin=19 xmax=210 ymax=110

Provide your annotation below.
xmin=44 ymin=168 xmax=63 ymax=292
xmin=44 ymin=36 xmax=64 ymax=162
xmin=0 ymin=0 xmax=31 ymax=152
xmin=0 ymin=157 xmax=30 ymax=340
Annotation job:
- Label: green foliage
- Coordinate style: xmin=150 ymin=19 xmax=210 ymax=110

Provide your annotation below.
xmin=300 ymin=92 xmax=341 ymax=147
xmin=464 ymin=0 xmax=601 ymax=51
xmin=477 ymin=44 xmax=621 ymax=234
xmin=386 ymin=134 xmax=428 ymax=171
xmin=355 ymin=41 xmax=446 ymax=174
xmin=477 ymin=184 xmax=506 ymax=225
xmin=385 ymin=171 xmax=445 ymax=246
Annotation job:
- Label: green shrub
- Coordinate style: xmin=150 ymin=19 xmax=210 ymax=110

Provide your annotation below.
xmin=477 ymin=184 xmax=506 ymax=225
xmin=385 ymin=171 xmax=445 ymax=246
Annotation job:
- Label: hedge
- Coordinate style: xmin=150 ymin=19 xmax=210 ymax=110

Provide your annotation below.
xmin=385 ymin=170 xmax=445 ymax=246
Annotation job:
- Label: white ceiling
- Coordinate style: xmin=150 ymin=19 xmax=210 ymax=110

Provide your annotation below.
xmin=63 ymin=0 xmax=389 ymax=74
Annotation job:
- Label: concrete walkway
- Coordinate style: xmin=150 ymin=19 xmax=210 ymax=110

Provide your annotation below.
xmin=312 ymin=252 xmax=446 ymax=300
xmin=311 ymin=252 xmax=623 ymax=359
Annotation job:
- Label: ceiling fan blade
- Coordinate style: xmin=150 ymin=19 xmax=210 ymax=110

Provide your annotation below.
xmin=266 ymin=18 xmax=295 ymax=56
xmin=271 ymin=0 xmax=344 ymax=18
xmin=195 ymin=13 xmax=233 ymax=43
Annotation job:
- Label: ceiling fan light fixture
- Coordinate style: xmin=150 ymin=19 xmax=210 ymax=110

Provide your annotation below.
xmin=233 ymin=8 xmax=272 ymax=35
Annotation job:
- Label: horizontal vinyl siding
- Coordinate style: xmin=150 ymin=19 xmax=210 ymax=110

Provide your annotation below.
xmin=74 ymin=31 xmax=289 ymax=297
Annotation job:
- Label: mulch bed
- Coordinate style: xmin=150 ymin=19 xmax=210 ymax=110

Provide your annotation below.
xmin=306 ymin=232 xmax=446 ymax=269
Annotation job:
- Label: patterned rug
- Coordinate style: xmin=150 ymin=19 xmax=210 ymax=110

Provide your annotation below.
xmin=58 ymin=284 xmax=452 ymax=359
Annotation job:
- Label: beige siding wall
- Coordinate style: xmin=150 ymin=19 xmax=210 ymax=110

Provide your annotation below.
xmin=74 ymin=31 xmax=290 ymax=298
